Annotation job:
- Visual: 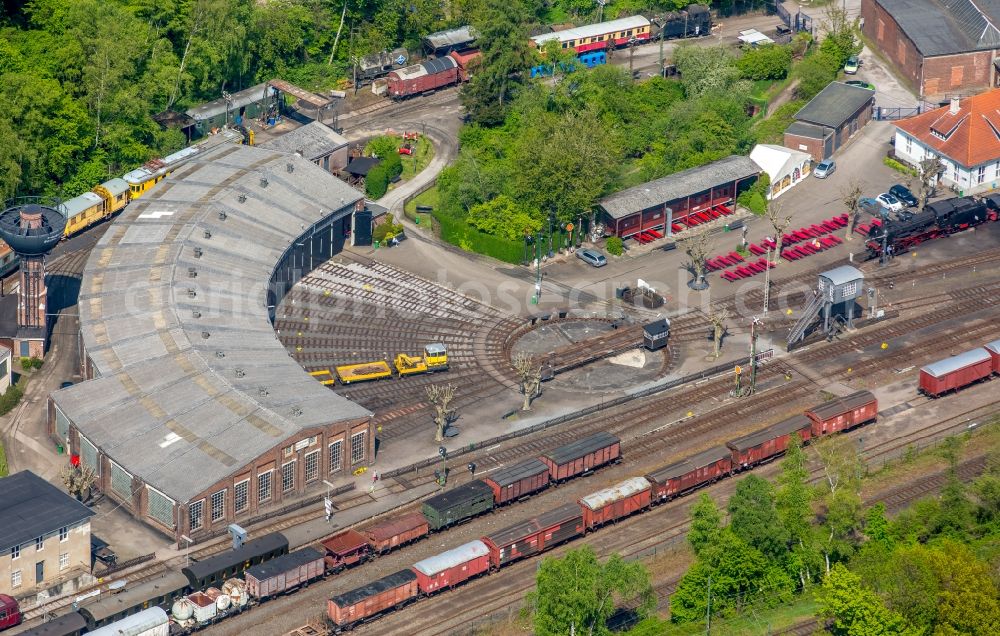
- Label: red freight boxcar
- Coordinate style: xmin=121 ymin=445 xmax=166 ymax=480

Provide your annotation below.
xmin=321 ymin=529 xmax=371 ymax=572
xmin=578 ymin=477 xmax=652 ymax=530
xmin=0 ymin=595 xmax=21 ymax=631
xmin=539 ymin=431 xmax=621 ymax=482
xmin=387 ymin=56 xmax=460 ymax=99
xmin=327 ymin=569 xmax=418 ymax=632
xmin=646 ymin=445 xmax=732 ymax=502
xmin=364 ymin=512 xmax=430 ymax=555
xmin=919 ymin=348 xmax=993 ymax=397
xmin=244 ymin=547 xmax=325 ymax=600
xmin=449 ymin=49 xmax=481 ymax=80
xmin=727 ymin=415 xmax=812 ymax=469
xmin=482 ymin=458 xmax=550 ymax=506
xmin=985 ymin=339 xmax=1000 ymax=374
xmin=804 ymin=390 xmax=877 ymax=436
xmin=481 ymin=503 xmax=585 ymax=570
xmin=410 ymin=540 xmax=491 ymax=595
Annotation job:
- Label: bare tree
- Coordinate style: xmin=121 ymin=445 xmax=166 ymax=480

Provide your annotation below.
xmin=328 ymin=0 xmax=349 ymax=64
xmin=707 ymin=308 xmax=730 ymax=359
xmin=425 ymin=383 xmax=457 ymax=442
xmin=764 ymin=201 xmax=794 ymax=259
xmin=679 ymin=228 xmax=712 ymax=290
xmin=915 ymin=157 xmax=943 ymax=209
xmin=840 ymin=179 xmax=865 ymax=241
xmin=60 ymin=463 xmax=97 ymax=502
xmin=511 ymin=351 xmax=542 ymax=411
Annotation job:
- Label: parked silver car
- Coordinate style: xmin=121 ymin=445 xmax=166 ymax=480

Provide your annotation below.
xmin=814 ymin=160 xmax=836 ymax=178
xmin=577 ymin=248 xmax=607 ymax=267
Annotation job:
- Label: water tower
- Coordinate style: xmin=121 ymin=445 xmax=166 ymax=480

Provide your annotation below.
xmin=0 ymin=198 xmax=66 ymax=358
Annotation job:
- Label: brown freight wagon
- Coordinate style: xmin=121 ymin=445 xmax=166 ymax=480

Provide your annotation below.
xmin=919 ymin=348 xmax=993 ymax=397
xmin=321 ymin=529 xmax=371 ymax=572
xmin=727 ymin=415 xmax=812 ymax=469
xmin=539 ymin=432 xmax=621 ymax=482
xmin=481 ymin=503 xmax=585 ymax=570
xmin=411 ymin=540 xmax=491 ymax=595
xmin=578 ymin=477 xmax=652 ymax=530
xmin=987 ymin=339 xmax=1000 ymax=374
xmin=646 ymin=445 xmax=732 ymax=502
xmin=804 ymin=390 xmax=877 ymax=436
xmin=244 ymin=547 xmax=325 ymax=600
xmin=327 ymin=569 xmax=418 ymax=632
xmin=482 ymin=458 xmax=550 ymax=506
xmin=387 ymin=56 xmax=461 ymax=99
xmin=364 ymin=512 xmax=430 ymax=555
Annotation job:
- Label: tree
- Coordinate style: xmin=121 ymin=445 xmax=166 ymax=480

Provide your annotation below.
xmin=841 ymin=179 xmax=866 ymax=241
xmin=425 ymin=383 xmax=456 ymax=442
xmin=687 ymin=493 xmax=722 ymax=557
xmin=460 ymin=0 xmax=533 ymax=125
xmin=727 ymin=474 xmax=789 ymax=561
xmin=914 ymin=156 xmax=942 ymax=209
xmin=812 ymin=435 xmax=864 ymax=572
xmin=924 ymin=540 xmax=1000 ymax=635
xmin=707 ymin=308 xmax=729 ymax=359
xmin=467 ymin=195 xmax=542 ymax=240
xmin=820 ymin=6 xmax=862 ymax=69
xmin=60 ymin=462 xmax=97 ymax=501
xmin=511 ymin=351 xmax=542 ymax=411
xmin=673 ymin=44 xmax=744 ymax=99
xmin=794 ymin=51 xmax=840 ymax=100
xmin=736 ymin=44 xmax=793 ymax=81
xmin=816 ymin=564 xmax=918 ymax=636
xmin=863 ymin=503 xmax=893 ymax=548
xmin=678 ymin=227 xmax=712 ymax=290
xmin=764 ymin=199 xmax=793 ymax=260
xmin=530 ymin=546 xmax=654 ymax=636
xmin=776 ymin=435 xmax=819 ymax=586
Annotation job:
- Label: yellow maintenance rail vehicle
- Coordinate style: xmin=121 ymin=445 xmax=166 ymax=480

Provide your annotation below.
xmin=309 ymin=369 xmax=336 ymax=385
xmin=335 ymin=360 xmax=393 ymax=384
xmin=393 ymin=343 xmax=449 ymax=376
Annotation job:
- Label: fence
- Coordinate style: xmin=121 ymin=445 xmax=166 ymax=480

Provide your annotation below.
xmin=874 ymin=105 xmax=921 ymax=121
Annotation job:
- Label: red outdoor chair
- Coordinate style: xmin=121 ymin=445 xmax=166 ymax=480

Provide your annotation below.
xmin=728 ymin=251 xmax=745 ymax=262
xmin=749 ymin=243 xmax=766 ymax=256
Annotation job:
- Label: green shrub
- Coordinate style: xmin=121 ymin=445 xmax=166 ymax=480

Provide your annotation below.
xmin=737 ymin=44 xmax=793 ymax=81
xmin=0 ymin=440 xmax=7 ymax=477
xmin=29 ymin=357 xmax=42 ymax=369
xmin=0 ymin=382 xmax=23 ymax=416
xmin=434 ymin=211 xmax=525 ymax=264
xmin=365 ymin=164 xmax=389 ymax=198
xmin=382 ymin=152 xmax=403 ymax=180
xmin=365 ymin=135 xmax=399 ymax=159
xmin=19 ymin=357 xmax=31 ymax=369
xmin=606 ymin=236 xmax=624 ymax=256
xmin=883 ymin=157 xmax=917 ymax=177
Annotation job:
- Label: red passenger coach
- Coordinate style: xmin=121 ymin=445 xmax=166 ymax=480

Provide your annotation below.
xmin=482 ymin=458 xmax=550 ymax=506
xmin=578 ymin=477 xmax=652 ymax=530
xmin=411 ymin=540 xmax=491 ymax=595
xmin=646 ymin=445 xmax=732 ymax=502
xmin=727 ymin=415 xmax=812 ymax=469
xmin=364 ymin=512 xmax=430 ymax=555
xmin=539 ymin=432 xmax=621 ymax=482
xmin=804 ymin=390 xmax=878 ymax=435
xmin=919 ymin=348 xmax=994 ymax=397
xmin=482 ymin=503 xmax=585 ymax=569
xmin=531 ymin=16 xmax=652 ymax=54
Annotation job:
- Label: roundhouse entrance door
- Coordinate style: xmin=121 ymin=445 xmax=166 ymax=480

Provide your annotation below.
xmin=35 ymin=560 xmax=43 ymax=584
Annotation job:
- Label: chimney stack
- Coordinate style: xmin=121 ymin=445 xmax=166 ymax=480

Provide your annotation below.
xmin=950 ymin=96 xmax=961 ymax=115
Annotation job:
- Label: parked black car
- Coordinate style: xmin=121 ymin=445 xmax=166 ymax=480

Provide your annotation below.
xmin=889 ymin=184 xmax=918 ymax=207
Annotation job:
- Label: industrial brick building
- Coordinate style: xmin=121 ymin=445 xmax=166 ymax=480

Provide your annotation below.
xmin=784 ymin=82 xmax=875 ymax=161
xmin=861 ymin=0 xmax=1000 ymax=100
xmin=48 ymin=144 xmax=375 ymax=544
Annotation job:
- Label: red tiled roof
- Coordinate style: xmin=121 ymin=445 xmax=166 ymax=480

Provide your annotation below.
xmin=896 ymin=89 xmax=1000 ymax=167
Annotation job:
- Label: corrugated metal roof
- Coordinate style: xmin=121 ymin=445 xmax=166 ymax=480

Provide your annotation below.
xmin=806 ymin=391 xmax=876 ymax=421
xmin=0 ymin=470 xmax=95 ymax=552
xmin=542 ymin=431 xmax=619 ymax=465
xmin=873 ymin=0 xmax=1000 ymax=57
xmin=579 ymin=477 xmax=650 ymax=510
xmin=921 ymin=348 xmax=991 ymax=378
xmin=532 ymin=16 xmax=650 ymax=46
xmin=245 ymin=547 xmax=323 ymax=581
xmin=98 ymin=178 xmax=129 ymax=197
xmin=424 ymin=26 xmax=477 ymax=51
xmin=412 ymin=540 xmax=489 ymax=576
xmin=329 ymin=569 xmax=416 ymax=608
xmin=794 ymin=82 xmax=876 ymax=129
xmin=484 ymin=458 xmax=548 ymax=487
xmin=820 ymin=265 xmax=864 ymax=287
xmin=185 ymin=83 xmax=274 ymax=121
xmin=87 ymin=608 xmax=167 ymax=636
xmin=727 ymin=415 xmax=811 ymax=451
xmin=985 ymin=339 xmax=1000 ymax=356
xmin=51 ymin=143 xmax=371 ymax=503
xmin=366 ymin=512 xmax=428 ymax=541
xmin=258 ymin=122 xmax=348 ymax=160
xmin=61 ymin=192 xmax=103 ymax=218
xmin=598 ymin=155 xmax=760 ymax=220
xmin=423 ymin=480 xmax=493 ymax=512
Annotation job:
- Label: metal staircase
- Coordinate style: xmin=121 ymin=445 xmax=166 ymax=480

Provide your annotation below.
xmin=787 ymin=292 xmax=824 ymax=346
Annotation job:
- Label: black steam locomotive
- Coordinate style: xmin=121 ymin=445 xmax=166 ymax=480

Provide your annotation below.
xmin=866 ymin=194 xmax=1000 ymax=258
xmin=654 ymin=4 xmax=712 ymax=40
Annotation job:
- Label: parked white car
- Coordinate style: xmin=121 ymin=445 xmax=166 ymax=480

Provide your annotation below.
xmin=876 ymin=193 xmax=904 ymax=212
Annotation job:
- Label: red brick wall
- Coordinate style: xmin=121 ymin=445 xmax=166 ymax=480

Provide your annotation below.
xmin=921 ymin=51 xmax=994 ymax=98
xmin=783 ymin=134 xmax=826 ymax=162
xmin=862 ymin=0 xmax=921 ymax=90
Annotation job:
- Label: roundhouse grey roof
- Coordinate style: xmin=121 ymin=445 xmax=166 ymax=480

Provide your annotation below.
xmin=820 ymin=265 xmax=864 ymax=287
xmin=872 ymin=0 xmax=1000 ymax=57
xmin=50 ymin=143 xmax=371 ymax=503
xmin=794 ymin=82 xmax=876 ymax=129
xmin=920 ymin=348 xmax=992 ymax=378
xmin=0 ymin=470 xmax=95 ymax=553
xmin=258 ymin=122 xmax=348 ymax=161
xmin=598 ymin=155 xmax=760 ymax=220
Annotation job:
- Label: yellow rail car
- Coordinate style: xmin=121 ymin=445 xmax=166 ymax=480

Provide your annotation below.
xmin=309 ymin=369 xmax=336 ymax=385
xmin=393 ymin=353 xmax=428 ymax=376
xmin=336 ymin=361 xmax=393 ymax=384
xmin=122 ymin=128 xmax=244 ymax=199
xmin=393 ymin=344 xmax=449 ymax=376
xmin=424 ymin=343 xmax=448 ymax=371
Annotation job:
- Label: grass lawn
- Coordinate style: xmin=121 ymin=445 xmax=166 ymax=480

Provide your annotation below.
xmin=651 ymin=598 xmax=820 ymax=635
xmin=399 ymin=136 xmax=435 ymax=181
xmin=403 ymin=185 xmax=439 ymax=227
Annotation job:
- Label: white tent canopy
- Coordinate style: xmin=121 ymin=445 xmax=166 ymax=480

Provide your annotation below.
xmin=750 ymin=144 xmax=812 ymax=198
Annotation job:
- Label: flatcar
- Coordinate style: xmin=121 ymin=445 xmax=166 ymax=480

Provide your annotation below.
xmin=181 ymin=531 xmax=288 ymax=590
xmin=77 ymin=571 xmax=189 ymax=629
xmin=531 ymin=15 xmax=652 ymax=54
xmin=866 ymin=194 xmax=999 ymax=257
xmin=15 ymin=611 xmax=86 ymax=636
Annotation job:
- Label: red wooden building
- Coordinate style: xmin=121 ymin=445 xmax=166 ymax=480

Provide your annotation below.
xmin=597 ymin=155 xmax=760 ymax=239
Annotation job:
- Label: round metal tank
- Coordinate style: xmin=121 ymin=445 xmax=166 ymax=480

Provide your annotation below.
xmin=222 ymin=578 xmax=248 ymax=607
xmin=206 ymin=587 xmax=232 ymax=611
xmin=172 ymin=597 xmax=194 ymax=621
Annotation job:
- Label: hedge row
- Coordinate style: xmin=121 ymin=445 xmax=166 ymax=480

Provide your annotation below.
xmin=434 ymin=212 xmax=526 ymax=264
